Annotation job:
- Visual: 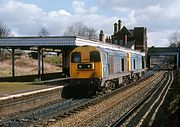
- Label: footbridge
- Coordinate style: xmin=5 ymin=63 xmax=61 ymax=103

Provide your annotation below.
xmin=147 ymin=47 xmax=180 ymax=69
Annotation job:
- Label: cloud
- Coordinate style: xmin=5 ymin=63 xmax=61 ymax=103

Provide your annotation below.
xmin=72 ymin=1 xmax=87 ymax=14
xmin=0 ymin=0 xmax=112 ymax=37
xmin=48 ymin=10 xmax=71 ymax=17
xmin=1 ymin=0 xmax=179 ymax=47
xmin=71 ymin=14 xmax=118 ymax=35
xmin=148 ymin=31 xmax=171 ymax=47
xmin=97 ymin=0 xmax=171 ymax=10
xmin=97 ymin=0 xmax=180 ymax=31
xmin=0 ymin=0 xmax=72 ymax=35
xmin=72 ymin=1 xmax=98 ymax=14
xmin=96 ymin=0 xmax=180 ymax=46
xmin=0 ymin=0 xmax=43 ymax=21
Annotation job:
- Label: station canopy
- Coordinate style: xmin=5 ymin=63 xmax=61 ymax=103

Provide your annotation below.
xmin=0 ymin=36 xmax=145 ymax=55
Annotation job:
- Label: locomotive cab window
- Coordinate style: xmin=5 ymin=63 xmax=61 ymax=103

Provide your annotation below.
xmin=71 ymin=52 xmax=81 ymax=63
xmin=90 ymin=51 xmax=101 ymax=62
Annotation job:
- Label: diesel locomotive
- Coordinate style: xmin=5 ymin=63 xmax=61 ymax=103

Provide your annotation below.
xmin=70 ymin=45 xmax=146 ymax=95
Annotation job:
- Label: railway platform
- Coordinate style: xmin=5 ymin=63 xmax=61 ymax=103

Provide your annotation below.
xmin=0 ymin=82 xmax=53 ymax=98
xmin=0 ymin=78 xmax=69 ymax=117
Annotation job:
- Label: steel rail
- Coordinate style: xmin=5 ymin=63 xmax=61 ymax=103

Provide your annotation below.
xmin=0 ymin=70 xmax=159 ymax=127
xmin=70 ymin=71 xmax=164 ymax=127
xmin=110 ymin=71 xmax=172 ymax=127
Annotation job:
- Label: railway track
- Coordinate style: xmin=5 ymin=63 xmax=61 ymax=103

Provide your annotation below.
xmin=44 ymin=71 xmax=166 ymax=127
xmin=0 ymin=78 xmax=71 ymax=126
xmin=111 ymin=71 xmax=174 ymax=127
xmin=0 ymin=98 xmax=91 ymax=127
xmin=0 ymin=70 xmax=165 ymax=127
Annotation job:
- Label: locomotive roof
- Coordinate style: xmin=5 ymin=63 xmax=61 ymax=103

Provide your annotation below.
xmin=76 ymin=38 xmax=145 ymax=56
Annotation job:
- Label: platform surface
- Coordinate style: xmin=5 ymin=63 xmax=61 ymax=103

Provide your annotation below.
xmin=0 ymin=82 xmax=57 ymax=98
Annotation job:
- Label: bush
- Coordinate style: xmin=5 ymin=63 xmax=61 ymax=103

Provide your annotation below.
xmin=44 ymin=55 xmax=62 ymax=66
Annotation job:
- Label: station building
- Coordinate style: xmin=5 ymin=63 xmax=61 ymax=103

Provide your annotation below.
xmin=99 ymin=20 xmax=148 ymax=53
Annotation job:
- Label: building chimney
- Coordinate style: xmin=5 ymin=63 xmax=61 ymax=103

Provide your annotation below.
xmin=114 ymin=23 xmax=118 ymax=34
xmin=105 ymin=36 xmax=109 ymax=43
xmin=99 ymin=30 xmax=104 ymax=42
xmin=118 ymin=20 xmax=121 ymax=31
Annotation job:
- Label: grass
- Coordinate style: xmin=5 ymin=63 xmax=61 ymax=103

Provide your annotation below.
xmin=44 ymin=55 xmax=62 ymax=66
xmin=0 ymin=82 xmax=50 ymax=95
xmin=0 ymin=54 xmax=62 ymax=96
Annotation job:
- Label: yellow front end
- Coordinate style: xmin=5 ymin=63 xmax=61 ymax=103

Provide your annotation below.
xmin=70 ymin=46 xmax=102 ymax=79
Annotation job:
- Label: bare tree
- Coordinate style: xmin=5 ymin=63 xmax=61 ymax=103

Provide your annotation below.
xmin=0 ymin=22 xmax=11 ymax=61
xmin=64 ymin=22 xmax=98 ymax=40
xmin=0 ymin=22 xmax=11 ymax=37
xmin=38 ymin=28 xmax=49 ymax=37
xmin=168 ymin=31 xmax=180 ymax=47
xmin=86 ymin=28 xmax=98 ymax=40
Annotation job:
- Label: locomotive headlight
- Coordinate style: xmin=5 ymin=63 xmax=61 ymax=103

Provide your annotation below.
xmin=77 ymin=63 xmax=94 ymax=69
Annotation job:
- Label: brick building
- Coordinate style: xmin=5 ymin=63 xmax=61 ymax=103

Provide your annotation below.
xmin=99 ymin=20 xmax=147 ymax=52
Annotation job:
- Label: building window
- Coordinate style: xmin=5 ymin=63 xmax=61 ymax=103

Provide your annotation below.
xmin=119 ymin=40 xmax=124 ymax=46
xmin=114 ymin=40 xmax=118 ymax=44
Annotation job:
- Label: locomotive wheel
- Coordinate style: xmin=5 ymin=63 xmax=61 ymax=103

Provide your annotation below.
xmin=87 ymin=89 xmax=97 ymax=97
xmin=133 ymin=74 xmax=139 ymax=81
xmin=104 ymin=81 xmax=116 ymax=93
xmin=123 ymin=76 xmax=131 ymax=85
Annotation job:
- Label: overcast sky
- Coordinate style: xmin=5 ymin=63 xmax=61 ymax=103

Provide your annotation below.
xmin=0 ymin=0 xmax=180 ymax=47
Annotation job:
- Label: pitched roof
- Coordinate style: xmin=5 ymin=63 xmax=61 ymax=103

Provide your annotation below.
xmin=118 ymin=26 xmax=133 ymax=36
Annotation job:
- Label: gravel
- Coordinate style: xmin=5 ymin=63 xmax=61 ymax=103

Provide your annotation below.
xmin=48 ymin=72 xmax=163 ymax=127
